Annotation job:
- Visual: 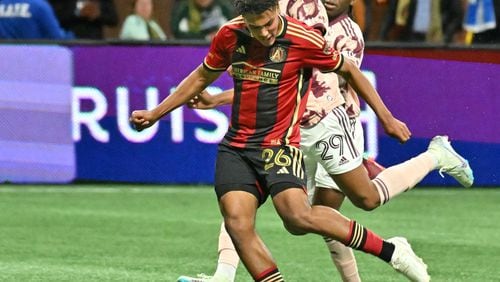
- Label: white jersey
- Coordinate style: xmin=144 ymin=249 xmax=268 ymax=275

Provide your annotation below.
xmin=278 ymin=0 xmax=329 ymax=34
xmin=301 ymin=13 xmax=365 ymax=127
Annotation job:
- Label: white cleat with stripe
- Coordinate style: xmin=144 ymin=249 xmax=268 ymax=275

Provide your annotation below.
xmin=427 ymin=135 xmax=474 ymax=187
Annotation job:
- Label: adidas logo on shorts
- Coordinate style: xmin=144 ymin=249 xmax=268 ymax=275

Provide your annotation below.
xmin=338 ymin=156 xmax=349 ymax=166
xmin=236 ymin=45 xmax=246 ymax=54
xmin=277 ymin=167 xmax=290 ymax=174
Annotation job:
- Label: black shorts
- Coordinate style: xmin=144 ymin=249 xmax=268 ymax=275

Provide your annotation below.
xmin=215 ymin=144 xmax=307 ymax=205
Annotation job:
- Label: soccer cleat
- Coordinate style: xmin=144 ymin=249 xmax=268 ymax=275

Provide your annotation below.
xmin=427 ymin=135 xmax=474 ymax=187
xmin=388 ymin=237 xmax=430 ymax=282
xmin=177 ymin=274 xmax=231 ymax=282
xmin=177 ymin=274 xmax=212 ymax=282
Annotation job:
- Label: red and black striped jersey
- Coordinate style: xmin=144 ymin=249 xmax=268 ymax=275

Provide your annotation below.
xmin=204 ymin=15 xmax=343 ymax=148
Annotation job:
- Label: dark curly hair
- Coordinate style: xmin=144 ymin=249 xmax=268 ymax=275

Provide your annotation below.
xmin=233 ymin=0 xmax=279 ymax=15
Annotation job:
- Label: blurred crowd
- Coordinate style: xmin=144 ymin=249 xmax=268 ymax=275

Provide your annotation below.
xmin=0 ymin=0 xmax=498 ymax=45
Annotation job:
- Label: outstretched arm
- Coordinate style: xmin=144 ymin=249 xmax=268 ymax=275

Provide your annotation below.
xmin=130 ymin=64 xmax=221 ymax=131
xmin=336 ymin=60 xmax=411 ymax=143
xmin=188 ymin=88 xmax=235 ymax=109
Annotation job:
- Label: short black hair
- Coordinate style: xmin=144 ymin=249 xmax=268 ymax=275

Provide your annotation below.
xmin=233 ymin=0 xmax=279 ymax=15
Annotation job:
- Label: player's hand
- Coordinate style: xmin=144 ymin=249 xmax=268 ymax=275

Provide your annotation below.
xmin=129 ymin=110 xmax=156 ymax=131
xmin=187 ymin=90 xmax=218 ymax=110
xmin=381 ymin=117 xmax=411 ymax=143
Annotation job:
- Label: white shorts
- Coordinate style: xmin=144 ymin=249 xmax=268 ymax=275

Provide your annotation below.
xmin=300 ymin=106 xmax=364 ymax=199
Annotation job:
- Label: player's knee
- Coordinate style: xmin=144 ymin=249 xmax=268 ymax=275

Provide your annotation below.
xmin=351 ymin=196 xmax=379 ymax=211
xmin=283 ymin=222 xmax=307 ymax=235
xmin=281 ymin=211 xmax=313 ymax=235
xmin=224 ymin=217 xmax=253 ymax=237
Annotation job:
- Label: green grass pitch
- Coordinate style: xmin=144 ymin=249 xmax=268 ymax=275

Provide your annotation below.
xmin=0 ymin=184 xmax=499 ymax=281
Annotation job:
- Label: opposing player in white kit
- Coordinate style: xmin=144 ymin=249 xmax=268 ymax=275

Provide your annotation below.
xmin=177 ymin=0 xmax=473 ymax=281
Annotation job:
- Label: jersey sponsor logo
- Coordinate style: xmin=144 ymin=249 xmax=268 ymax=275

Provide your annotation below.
xmin=232 ymin=62 xmax=281 ymax=85
xmin=269 ymin=46 xmax=286 ymax=63
xmin=277 ymin=166 xmax=290 ymax=174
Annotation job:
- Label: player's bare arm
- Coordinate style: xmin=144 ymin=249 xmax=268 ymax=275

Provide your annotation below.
xmin=336 ymin=59 xmax=411 ymax=143
xmin=188 ymin=88 xmax=234 ymax=110
xmin=130 ymin=64 xmax=221 ymax=131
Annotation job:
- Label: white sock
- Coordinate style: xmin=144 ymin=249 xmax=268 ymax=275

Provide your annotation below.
xmin=213 ymin=222 xmax=239 ymax=281
xmin=374 ymin=151 xmax=436 ymax=205
xmin=325 ymin=238 xmax=360 ymax=282
xmin=213 ymin=262 xmax=237 ymax=281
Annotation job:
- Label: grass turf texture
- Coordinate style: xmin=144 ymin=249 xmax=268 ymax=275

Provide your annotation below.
xmin=0 ymin=185 xmax=498 ymax=281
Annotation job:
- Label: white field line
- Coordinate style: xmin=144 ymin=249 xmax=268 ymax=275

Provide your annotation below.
xmin=0 ymin=186 xmax=212 ymax=194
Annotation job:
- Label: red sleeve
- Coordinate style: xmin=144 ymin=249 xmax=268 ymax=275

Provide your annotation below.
xmin=203 ymin=25 xmax=237 ymax=72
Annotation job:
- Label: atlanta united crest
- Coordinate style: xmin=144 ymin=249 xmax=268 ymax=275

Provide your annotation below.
xmin=269 ymin=46 xmax=286 ymax=63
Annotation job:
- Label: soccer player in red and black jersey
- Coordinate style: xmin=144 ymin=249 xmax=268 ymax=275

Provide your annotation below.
xmin=130 ymin=0 xmax=430 ymax=281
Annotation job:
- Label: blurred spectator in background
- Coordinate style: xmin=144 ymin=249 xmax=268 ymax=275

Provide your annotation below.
xmin=464 ymin=0 xmax=499 ymax=44
xmin=120 ymin=0 xmax=166 ymax=40
xmin=410 ymin=0 xmax=434 ymax=41
xmin=441 ymin=0 xmax=465 ymax=44
xmin=170 ymin=0 xmax=235 ymax=40
xmin=351 ymin=0 xmax=366 ymax=32
xmin=377 ymin=0 xmax=446 ymax=43
xmin=355 ymin=0 xmax=391 ymax=41
xmin=48 ymin=0 xmax=118 ymax=39
xmin=380 ymin=0 xmax=441 ymax=43
xmin=375 ymin=0 xmax=413 ymax=42
xmin=0 ymin=0 xmax=71 ymax=39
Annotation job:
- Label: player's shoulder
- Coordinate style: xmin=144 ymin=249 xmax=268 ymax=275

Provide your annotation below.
xmin=219 ymin=16 xmax=246 ymax=32
xmin=329 ymin=14 xmax=363 ymax=36
xmin=212 ymin=16 xmax=245 ymax=43
xmin=285 ymin=16 xmax=324 ymax=48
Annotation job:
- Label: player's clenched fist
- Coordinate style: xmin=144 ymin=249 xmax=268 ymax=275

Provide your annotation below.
xmin=381 ymin=117 xmax=411 ymax=144
xmin=129 ymin=110 xmax=157 ymax=131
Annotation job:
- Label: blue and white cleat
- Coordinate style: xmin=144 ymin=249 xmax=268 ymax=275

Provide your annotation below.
xmin=177 ymin=274 xmax=231 ymax=282
xmin=427 ymin=135 xmax=474 ymax=187
xmin=177 ymin=274 xmax=212 ymax=282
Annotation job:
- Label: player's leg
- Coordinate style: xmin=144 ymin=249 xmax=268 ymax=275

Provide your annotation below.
xmin=313 ymin=157 xmax=360 ymax=281
xmin=218 ymin=191 xmax=282 ymax=281
xmin=326 ymin=106 xmax=436 ymax=209
xmin=313 ymin=183 xmax=360 ymax=282
xmin=308 ymin=106 xmax=473 ymax=210
xmin=302 ymin=107 xmax=382 ymax=210
xmin=304 ymin=140 xmax=361 ymax=282
xmin=260 ymin=145 xmax=428 ymax=281
xmin=214 ymin=223 xmax=239 ymax=280
xmin=271 ymin=187 xmax=430 ymax=281
xmin=333 ymin=136 xmax=472 ymax=209
xmin=214 ymin=145 xmax=284 ymax=281
xmin=176 ymin=222 xmax=239 ymax=282
xmin=178 ymin=194 xmax=276 ymax=282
